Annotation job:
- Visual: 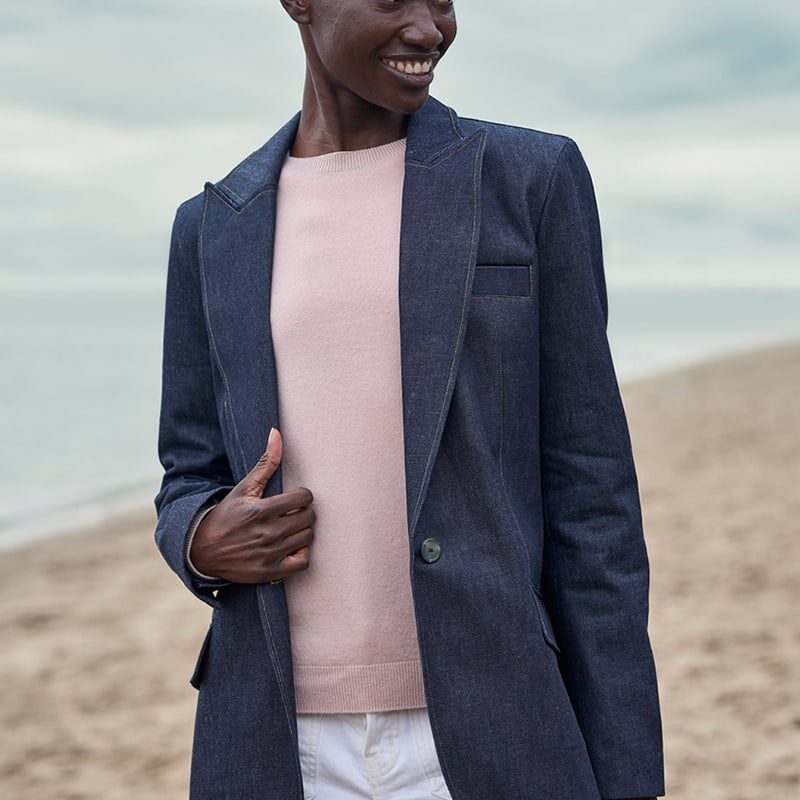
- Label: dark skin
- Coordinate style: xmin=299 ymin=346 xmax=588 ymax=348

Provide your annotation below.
xmin=188 ymin=427 xmax=316 ymax=582
xmin=188 ymin=7 xmax=658 ymax=797
xmin=189 ymin=0 xmax=457 ymax=584
xmin=284 ymin=0 xmax=457 ymax=155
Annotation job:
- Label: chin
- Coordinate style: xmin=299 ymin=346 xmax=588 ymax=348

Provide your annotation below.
xmin=380 ymin=89 xmax=431 ymax=116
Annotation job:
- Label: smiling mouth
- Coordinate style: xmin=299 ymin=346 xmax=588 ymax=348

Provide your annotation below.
xmin=379 ymin=57 xmax=434 ymax=76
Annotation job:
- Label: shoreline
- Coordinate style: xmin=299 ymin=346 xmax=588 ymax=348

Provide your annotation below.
xmin=4 ymin=333 xmax=799 ymax=554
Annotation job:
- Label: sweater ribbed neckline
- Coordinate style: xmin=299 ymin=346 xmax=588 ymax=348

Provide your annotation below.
xmin=282 ymin=137 xmax=407 ymax=175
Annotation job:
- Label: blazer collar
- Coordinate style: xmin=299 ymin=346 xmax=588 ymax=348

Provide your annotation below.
xmin=205 ymin=94 xmax=471 ymax=210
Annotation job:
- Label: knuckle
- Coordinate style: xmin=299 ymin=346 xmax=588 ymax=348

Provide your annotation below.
xmin=256 ymin=449 xmax=277 ymax=467
xmin=261 ymin=495 xmax=279 ymax=515
xmin=256 ymin=453 xmax=276 ymax=470
xmin=261 ymin=525 xmax=281 ymax=546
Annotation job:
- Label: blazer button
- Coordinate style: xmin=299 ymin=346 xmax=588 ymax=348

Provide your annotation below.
xmin=420 ymin=538 xmax=441 ymax=563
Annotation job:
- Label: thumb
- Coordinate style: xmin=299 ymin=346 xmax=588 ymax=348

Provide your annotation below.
xmin=238 ymin=427 xmax=282 ymax=497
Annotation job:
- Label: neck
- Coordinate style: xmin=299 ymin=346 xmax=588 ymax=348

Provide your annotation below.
xmin=291 ymin=70 xmax=410 ymax=157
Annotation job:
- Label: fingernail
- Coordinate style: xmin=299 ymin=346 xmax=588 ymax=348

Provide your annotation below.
xmin=267 ymin=427 xmax=276 ymax=449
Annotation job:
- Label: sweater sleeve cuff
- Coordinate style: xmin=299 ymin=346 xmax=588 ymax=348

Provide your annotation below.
xmin=184 ymin=502 xmax=224 ymax=581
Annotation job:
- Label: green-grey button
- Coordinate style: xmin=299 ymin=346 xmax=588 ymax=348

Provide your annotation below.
xmin=420 ymin=538 xmax=441 ymax=563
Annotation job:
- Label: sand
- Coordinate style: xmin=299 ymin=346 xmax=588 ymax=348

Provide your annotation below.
xmin=1 ymin=339 xmax=798 ymax=799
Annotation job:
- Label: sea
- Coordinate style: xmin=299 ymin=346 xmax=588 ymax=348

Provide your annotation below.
xmin=1 ymin=284 xmax=798 ymax=549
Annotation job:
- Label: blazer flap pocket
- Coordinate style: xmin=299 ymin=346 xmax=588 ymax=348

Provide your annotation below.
xmin=189 ymin=623 xmax=213 ymax=690
xmin=531 ymin=585 xmax=561 ymax=654
xmin=472 ymin=264 xmax=531 ymax=297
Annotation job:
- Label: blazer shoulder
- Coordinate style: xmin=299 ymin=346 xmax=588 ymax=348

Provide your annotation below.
xmin=171 ymin=189 xmax=206 ymax=235
xmin=457 ymin=114 xmax=592 ymax=222
xmin=165 ymin=190 xmax=207 ymax=267
xmin=458 ymin=114 xmax=576 ymax=172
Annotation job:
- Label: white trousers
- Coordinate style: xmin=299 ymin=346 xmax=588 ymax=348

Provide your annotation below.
xmin=296 ymin=708 xmax=454 ymax=800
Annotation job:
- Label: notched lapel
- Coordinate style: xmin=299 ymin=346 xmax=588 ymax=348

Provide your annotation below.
xmin=399 ymin=128 xmax=486 ymax=538
xmin=200 ymin=185 xmax=281 ymax=482
xmin=199 ymin=110 xmax=302 ymax=487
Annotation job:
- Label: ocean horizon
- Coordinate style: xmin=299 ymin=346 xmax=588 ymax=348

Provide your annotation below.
xmin=2 ymin=283 xmax=799 ymax=550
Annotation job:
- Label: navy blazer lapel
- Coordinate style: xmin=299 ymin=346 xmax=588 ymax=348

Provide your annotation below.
xmin=397 ymin=107 xmax=486 ymax=538
xmin=200 ymin=95 xmax=486 ymax=541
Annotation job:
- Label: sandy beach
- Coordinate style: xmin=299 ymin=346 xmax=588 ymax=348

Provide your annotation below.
xmin=1 ymin=339 xmax=798 ymax=800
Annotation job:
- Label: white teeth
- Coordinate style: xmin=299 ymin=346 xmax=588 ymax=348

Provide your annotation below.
xmin=383 ymin=58 xmax=432 ymax=76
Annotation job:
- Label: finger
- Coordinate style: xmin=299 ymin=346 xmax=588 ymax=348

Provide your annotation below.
xmin=280 ymin=527 xmax=314 ymax=555
xmin=277 ymin=545 xmax=311 ymax=574
xmin=237 ymin=427 xmax=282 ymax=497
xmin=268 ymin=486 xmax=315 ymax=517
xmin=286 ymin=506 xmax=316 ymax=536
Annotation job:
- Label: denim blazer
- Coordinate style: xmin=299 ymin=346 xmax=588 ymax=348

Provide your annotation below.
xmin=154 ymin=94 xmax=665 ymax=800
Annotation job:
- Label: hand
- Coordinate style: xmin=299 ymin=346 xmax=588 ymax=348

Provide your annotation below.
xmin=188 ymin=428 xmax=315 ymax=583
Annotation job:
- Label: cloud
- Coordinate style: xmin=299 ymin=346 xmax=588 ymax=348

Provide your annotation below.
xmin=1 ymin=0 xmax=798 ymax=286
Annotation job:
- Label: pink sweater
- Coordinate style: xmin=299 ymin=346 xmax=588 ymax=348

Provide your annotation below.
xmin=273 ymin=137 xmax=425 ymax=713
xmin=187 ymin=136 xmax=427 ymax=714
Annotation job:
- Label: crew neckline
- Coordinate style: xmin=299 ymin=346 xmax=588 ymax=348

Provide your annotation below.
xmin=282 ymin=137 xmax=407 ymax=175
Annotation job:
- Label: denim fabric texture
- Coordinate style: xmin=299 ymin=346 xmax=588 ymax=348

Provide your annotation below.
xmin=154 ymin=94 xmax=665 ymax=800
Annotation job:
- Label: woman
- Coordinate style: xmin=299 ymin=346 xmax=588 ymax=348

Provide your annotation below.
xmin=154 ymin=1 xmax=665 ymax=798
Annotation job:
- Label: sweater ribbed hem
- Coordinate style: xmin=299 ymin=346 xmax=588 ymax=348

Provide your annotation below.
xmin=293 ymin=660 xmax=427 ymax=713
xmin=282 ymin=137 xmax=407 ymax=175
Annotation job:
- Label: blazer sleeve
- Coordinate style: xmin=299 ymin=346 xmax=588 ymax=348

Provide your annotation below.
xmin=535 ymin=138 xmax=665 ymax=799
xmin=153 ymin=195 xmax=235 ymax=609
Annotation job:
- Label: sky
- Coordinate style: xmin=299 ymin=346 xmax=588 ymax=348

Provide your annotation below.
xmin=1 ymin=0 xmax=798 ymax=288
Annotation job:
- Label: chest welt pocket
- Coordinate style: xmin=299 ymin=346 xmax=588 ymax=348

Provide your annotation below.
xmin=472 ymin=264 xmax=532 ymax=298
